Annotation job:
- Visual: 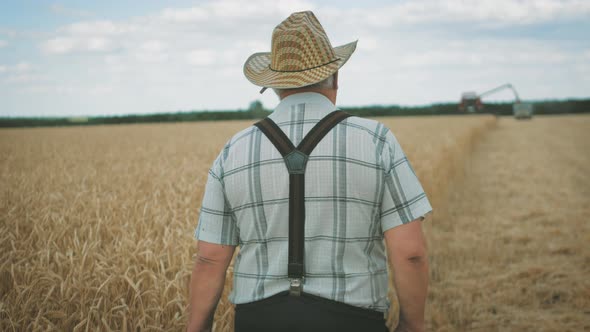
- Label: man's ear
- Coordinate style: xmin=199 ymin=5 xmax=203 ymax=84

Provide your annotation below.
xmin=333 ymin=71 xmax=339 ymax=90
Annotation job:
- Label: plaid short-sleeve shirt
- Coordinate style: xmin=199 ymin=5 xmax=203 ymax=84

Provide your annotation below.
xmin=195 ymin=92 xmax=432 ymax=312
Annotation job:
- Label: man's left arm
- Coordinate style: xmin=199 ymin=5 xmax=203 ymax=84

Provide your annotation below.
xmin=187 ymin=240 xmax=235 ymax=332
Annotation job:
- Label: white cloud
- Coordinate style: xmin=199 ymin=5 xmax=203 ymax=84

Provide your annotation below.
xmin=40 ymin=20 xmax=139 ymax=55
xmin=396 ymin=41 xmax=574 ymax=67
xmin=186 ymin=49 xmax=217 ymax=66
xmin=40 ymin=84 xmax=78 ymax=95
xmin=0 ymin=40 xmax=7 ymax=48
xmin=14 ymin=62 xmax=32 ymax=72
xmin=41 ymin=37 xmax=76 ymax=54
xmin=161 ymin=7 xmax=208 ymax=22
xmin=358 ymin=0 xmax=590 ymax=26
xmin=4 ymin=74 xmax=46 ymax=84
xmin=0 ymin=62 xmax=33 ymax=74
xmin=356 ymin=36 xmax=378 ymax=51
xmin=1 ymin=62 xmax=47 ymax=85
xmin=140 ymin=40 xmax=166 ymax=53
xmin=103 ymin=55 xmax=128 ymax=72
xmin=62 ymin=20 xmax=138 ymax=36
xmin=41 ymin=36 xmax=114 ymax=54
xmin=160 ymin=0 xmax=314 ymax=23
xmin=134 ymin=51 xmax=170 ymax=64
xmin=86 ymin=37 xmax=113 ymax=51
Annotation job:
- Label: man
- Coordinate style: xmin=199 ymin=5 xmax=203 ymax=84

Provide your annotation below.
xmin=188 ymin=11 xmax=431 ymax=332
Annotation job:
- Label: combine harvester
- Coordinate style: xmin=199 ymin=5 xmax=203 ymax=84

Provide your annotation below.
xmin=459 ymin=83 xmax=533 ymax=119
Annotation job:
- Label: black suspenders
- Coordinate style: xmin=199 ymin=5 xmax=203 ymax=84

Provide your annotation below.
xmin=254 ymin=110 xmax=352 ymax=296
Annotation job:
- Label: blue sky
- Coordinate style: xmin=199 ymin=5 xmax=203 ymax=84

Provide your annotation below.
xmin=1 ymin=0 xmax=589 ymax=117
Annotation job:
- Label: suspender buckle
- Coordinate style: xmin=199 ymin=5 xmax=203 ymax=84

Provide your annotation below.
xmin=289 ymin=278 xmax=303 ymax=296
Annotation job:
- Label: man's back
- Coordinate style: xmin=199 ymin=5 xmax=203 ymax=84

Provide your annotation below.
xmin=196 ymin=92 xmax=431 ymax=311
xmin=188 ymin=11 xmax=431 ymax=332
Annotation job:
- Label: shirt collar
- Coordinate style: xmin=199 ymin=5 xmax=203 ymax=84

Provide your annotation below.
xmin=269 ymin=92 xmax=337 ymax=122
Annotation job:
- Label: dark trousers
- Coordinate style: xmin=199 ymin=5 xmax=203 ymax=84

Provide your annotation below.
xmin=235 ymin=291 xmax=388 ymax=332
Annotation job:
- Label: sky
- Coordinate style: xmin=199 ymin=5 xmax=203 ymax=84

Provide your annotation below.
xmin=1 ymin=0 xmax=589 ymax=117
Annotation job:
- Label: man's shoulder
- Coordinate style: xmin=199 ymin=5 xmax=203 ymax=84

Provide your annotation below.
xmin=344 ymin=115 xmax=391 ymax=140
xmin=225 ymin=125 xmax=258 ymax=147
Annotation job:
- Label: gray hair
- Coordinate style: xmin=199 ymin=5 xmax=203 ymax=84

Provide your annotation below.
xmin=273 ymin=74 xmax=335 ymax=98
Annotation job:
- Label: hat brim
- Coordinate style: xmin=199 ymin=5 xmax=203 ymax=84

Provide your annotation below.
xmin=243 ymin=40 xmax=357 ymax=89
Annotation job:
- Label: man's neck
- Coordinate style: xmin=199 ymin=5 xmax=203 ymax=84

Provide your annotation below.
xmin=280 ymin=88 xmax=337 ymax=105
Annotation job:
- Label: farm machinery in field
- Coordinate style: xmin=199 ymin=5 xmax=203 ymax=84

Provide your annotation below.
xmin=459 ymin=83 xmax=533 ymax=119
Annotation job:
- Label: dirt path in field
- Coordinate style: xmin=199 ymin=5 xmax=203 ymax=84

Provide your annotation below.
xmin=428 ymin=115 xmax=590 ymax=331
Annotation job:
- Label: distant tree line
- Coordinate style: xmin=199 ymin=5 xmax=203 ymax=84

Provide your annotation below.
xmin=0 ymin=108 xmax=270 ymax=128
xmin=343 ymin=99 xmax=590 ymax=117
xmin=1 ymin=98 xmax=588 ymax=128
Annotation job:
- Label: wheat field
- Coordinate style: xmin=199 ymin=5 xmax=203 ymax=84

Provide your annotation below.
xmin=427 ymin=115 xmax=590 ymax=331
xmin=1 ymin=114 xmax=587 ymax=331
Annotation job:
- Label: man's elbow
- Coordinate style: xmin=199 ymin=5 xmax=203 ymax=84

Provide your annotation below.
xmin=397 ymin=244 xmax=428 ymax=267
xmin=406 ymin=251 xmax=428 ymax=266
xmin=384 ymin=217 xmax=429 ymax=268
xmin=196 ymin=254 xmax=221 ymax=266
xmin=193 ymin=241 xmax=235 ymax=270
xmin=194 ymin=254 xmax=230 ymax=275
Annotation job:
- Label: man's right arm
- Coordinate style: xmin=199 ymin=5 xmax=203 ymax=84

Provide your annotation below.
xmin=384 ymin=219 xmax=429 ymax=332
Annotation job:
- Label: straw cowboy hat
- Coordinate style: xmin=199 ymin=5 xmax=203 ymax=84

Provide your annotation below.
xmin=243 ymin=11 xmax=357 ymax=92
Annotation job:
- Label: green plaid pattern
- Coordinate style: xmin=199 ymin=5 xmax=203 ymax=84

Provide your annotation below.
xmin=195 ymin=92 xmax=432 ymax=312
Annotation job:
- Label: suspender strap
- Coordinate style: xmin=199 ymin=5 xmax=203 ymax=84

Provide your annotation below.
xmin=253 ymin=117 xmax=295 ymax=156
xmin=297 ymin=110 xmax=352 ymax=155
xmin=254 ymin=110 xmax=352 ymax=296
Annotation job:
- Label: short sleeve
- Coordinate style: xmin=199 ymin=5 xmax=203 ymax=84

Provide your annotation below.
xmin=380 ymin=129 xmax=432 ymax=232
xmin=194 ymin=152 xmax=239 ymax=245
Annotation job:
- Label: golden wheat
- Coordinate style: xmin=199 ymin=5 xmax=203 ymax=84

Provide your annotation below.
xmin=4 ymin=114 xmax=561 ymax=331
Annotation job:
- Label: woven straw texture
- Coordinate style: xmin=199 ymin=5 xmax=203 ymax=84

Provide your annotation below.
xmin=244 ymin=11 xmax=357 ymax=89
